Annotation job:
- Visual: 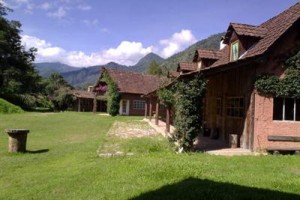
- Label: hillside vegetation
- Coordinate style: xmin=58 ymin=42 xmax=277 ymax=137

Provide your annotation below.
xmin=0 ymin=98 xmax=24 ymax=114
xmin=161 ymin=32 xmax=225 ymax=71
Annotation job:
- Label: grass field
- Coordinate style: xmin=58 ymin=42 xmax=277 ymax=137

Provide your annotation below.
xmin=0 ymin=112 xmax=300 ymax=200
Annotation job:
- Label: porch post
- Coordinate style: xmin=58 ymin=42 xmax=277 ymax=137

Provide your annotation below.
xmin=166 ymin=106 xmax=170 ymax=133
xmin=144 ymin=99 xmax=148 ymax=118
xmin=78 ymin=98 xmax=81 ymax=112
xmin=149 ymin=98 xmax=153 ymax=121
xmin=93 ymin=95 xmax=97 ymax=113
xmin=155 ymin=100 xmax=159 ymax=125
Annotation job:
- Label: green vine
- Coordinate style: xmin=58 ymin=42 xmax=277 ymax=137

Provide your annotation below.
xmin=103 ymin=72 xmax=120 ymax=116
xmin=255 ymin=51 xmax=300 ymax=98
xmin=158 ymin=88 xmax=174 ymax=108
xmin=173 ymin=74 xmax=207 ymax=152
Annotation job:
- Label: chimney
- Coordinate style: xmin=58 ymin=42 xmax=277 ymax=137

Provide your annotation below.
xmin=87 ymin=86 xmax=93 ymax=92
xmin=220 ymin=36 xmax=227 ymax=50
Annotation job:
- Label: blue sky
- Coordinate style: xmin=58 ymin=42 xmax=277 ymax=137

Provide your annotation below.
xmin=2 ymin=0 xmax=299 ymax=67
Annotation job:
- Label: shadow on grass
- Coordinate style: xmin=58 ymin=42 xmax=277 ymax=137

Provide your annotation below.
xmin=130 ymin=177 xmax=299 ymax=200
xmin=26 ymin=149 xmax=49 ymax=154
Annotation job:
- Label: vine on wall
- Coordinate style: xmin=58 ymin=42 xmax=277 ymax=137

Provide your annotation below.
xmin=255 ymin=51 xmax=300 ymax=98
xmin=159 ymin=74 xmax=207 ymax=152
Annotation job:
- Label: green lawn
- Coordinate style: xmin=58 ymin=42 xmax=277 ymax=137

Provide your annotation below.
xmin=0 ymin=112 xmax=300 ymax=200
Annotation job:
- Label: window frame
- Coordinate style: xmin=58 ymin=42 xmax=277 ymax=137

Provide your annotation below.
xmin=133 ymin=100 xmax=145 ymax=110
xmin=226 ymin=97 xmax=244 ymax=118
xmin=273 ymin=97 xmax=300 ymax=121
xmin=230 ymin=40 xmax=239 ymax=61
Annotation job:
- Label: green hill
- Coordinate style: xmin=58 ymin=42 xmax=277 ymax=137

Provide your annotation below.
xmin=161 ymin=32 xmax=225 ymax=71
xmin=0 ymin=98 xmax=24 ymax=114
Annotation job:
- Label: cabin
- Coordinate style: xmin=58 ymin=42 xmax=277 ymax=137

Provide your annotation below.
xmin=149 ymin=3 xmax=300 ymax=152
xmin=72 ymin=87 xmax=107 ymax=112
xmin=191 ymin=3 xmax=300 ymax=152
xmin=96 ymin=68 xmax=163 ymax=116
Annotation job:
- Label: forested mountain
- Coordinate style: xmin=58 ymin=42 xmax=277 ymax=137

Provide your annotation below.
xmin=35 ymin=32 xmax=224 ymax=87
xmin=34 ymin=62 xmax=80 ymax=77
xmin=160 ymin=32 xmax=225 ymax=71
xmin=130 ymin=53 xmax=164 ymax=72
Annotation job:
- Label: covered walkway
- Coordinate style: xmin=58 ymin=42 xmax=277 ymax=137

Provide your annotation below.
xmin=145 ymin=118 xmax=255 ymax=156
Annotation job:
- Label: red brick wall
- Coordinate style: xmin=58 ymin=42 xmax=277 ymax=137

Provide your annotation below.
xmin=253 ymin=94 xmax=300 ymax=151
xmin=121 ymin=93 xmax=146 ymax=116
xmin=252 ymin=23 xmax=300 ymax=151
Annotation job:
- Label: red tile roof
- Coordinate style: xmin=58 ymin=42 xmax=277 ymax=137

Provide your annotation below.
xmin=168 ymin=70 xmax=180 ymax=78
xmin=103 ymin=68 xmax=162 ymax=95
xmin=195 ymin=49 xmax=224 ymax=61
xmin=73 ymin=90 xmax=95 ymax=99
xmin=224 ymin=23 xmax=267 ymax=42
xmin=202 ymin=3 xmax=300 ymax=71
xmin=177 ymin=62 xmax=198 ymax=72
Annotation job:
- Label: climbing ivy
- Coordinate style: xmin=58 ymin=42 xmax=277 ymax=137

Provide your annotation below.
xmin=103 ymin=73 xmax=120 ymax=116
xmin=255 ymin=51 xmax=300 ymax=98
xmin=172 ymin=74 xmax=207 ymax=152
xmin=158 ymin=88 xmax=174 ymax=108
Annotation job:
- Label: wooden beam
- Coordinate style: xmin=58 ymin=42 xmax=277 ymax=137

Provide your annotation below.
xmin=78 ymin=98 xmax=81 ymax=112
xmin=268 ymin=135 xmax=300 ymax=142
xmin=144 ymin=100 xmax=148 ymax=118
xmin=149 ymin=99 xmax=152 ymax=121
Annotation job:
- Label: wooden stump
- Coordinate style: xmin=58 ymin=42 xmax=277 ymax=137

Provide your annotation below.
xmin=5 ymin=129 xmax=30 ymax=152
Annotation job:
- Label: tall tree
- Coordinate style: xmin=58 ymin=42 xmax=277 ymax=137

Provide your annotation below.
xmin=0 ymin=3 xmax=40 ymax=96
xmin=146 ymin=61 xmax=162 ymax=76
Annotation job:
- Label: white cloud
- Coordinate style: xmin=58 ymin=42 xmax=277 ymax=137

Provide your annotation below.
xmin=159 ymin=29 xmax=197 ymax=58
xmin=82 ymin=19 xmax=99 ymax=27
xmin=77 ymin=4 xmax=91 ymax=11
xmin=40 ymin=2 xmax=52 ymax=10
xmin=47 ymin=6 xmax=67 ymax=18
xmin=21 ymin=35 xmax=153 ymax=67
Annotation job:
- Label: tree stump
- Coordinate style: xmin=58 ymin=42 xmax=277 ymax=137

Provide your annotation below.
xmin=5 ymin=129 xmax=30 ymax=152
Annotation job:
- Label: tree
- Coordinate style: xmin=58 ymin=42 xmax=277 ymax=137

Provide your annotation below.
xmin=0 ymin=3 xmax=40 ymax=96
xmin=44 ymin=73 xmax=74 ymax=111
xmin=146 ymin=61 xmax=162 ymax=76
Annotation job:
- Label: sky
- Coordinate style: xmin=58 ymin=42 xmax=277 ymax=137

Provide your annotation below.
xmin=2 ymin=0 xmax=299 ymax=67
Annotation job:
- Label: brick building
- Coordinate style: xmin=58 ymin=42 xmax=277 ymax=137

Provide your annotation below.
xmin=180 ymin=3 xmax=300 ymax=152
xmin=96 ymin=68 xmax=163 ymax=116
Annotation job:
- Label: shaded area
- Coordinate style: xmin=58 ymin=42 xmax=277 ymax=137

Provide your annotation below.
xmin=130 ymin=177 xmax=299 ymax=200
xmin=26 ymin=149 xmax=49 ymax=154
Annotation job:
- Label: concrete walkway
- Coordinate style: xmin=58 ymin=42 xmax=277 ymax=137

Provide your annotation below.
xmin=144 ymin=118 xmax=256 ymax=156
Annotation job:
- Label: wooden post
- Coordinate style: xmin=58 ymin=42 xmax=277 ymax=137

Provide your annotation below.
xmin=78 ymin=98 xmax=81 ymax=112
xmin=144 ymin=100 xmax=148 ymax=118
xmin=149 ymin=99 xmax=152 ymax=121
xmin=155 ymin=100 xmax=159 ymax=125
xmin=166 ymin=106 xmax=170 ymax=133
xmin=93 ymin=95 xmax=97 ymax=114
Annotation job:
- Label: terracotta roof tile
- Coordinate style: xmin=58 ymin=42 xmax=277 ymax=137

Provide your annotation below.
xmin=203 ymin=3 xmax=300 ymax=71
xmin=178 ymin=62 xmax=198 ymax=72
xmin=195 ymin=49 xmax=224 ymax=60
xmin=73 ymin=90 xmax=95 ymax=99
xmin=104 ymin=68 xmax=162 ymax=95
xmin=225 ymin=23 xmax=268 ymax=40
xmin=168 ymin=70 xmax=180 ymax=78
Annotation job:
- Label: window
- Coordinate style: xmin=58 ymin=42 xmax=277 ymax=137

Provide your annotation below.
xmin=133 ymin=100 xmax=145 ymax=110
xmin=230 ymin=41 xmax=239 ymax=61
xmin=273 ymin=97 xmax=300 ymax=121
xmin=226 ymin=97 xmax=244 ymax=118
xmin=216 ymin=98 xmax=222 ymax=116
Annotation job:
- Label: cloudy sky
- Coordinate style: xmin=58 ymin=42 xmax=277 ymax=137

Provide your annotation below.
xmin=2 ymin=0 xmax=299 ymax=67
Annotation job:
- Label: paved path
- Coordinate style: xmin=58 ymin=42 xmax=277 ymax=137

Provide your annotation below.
xmin=144 ymin=118 xmax=257 ymax=156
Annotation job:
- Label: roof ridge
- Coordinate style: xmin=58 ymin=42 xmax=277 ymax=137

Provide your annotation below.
xmin=260 ymin=2 xmax=300 ymax=27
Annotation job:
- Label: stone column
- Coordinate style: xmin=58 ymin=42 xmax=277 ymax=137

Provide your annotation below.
xmin=5 ymin=129 xmax=30 ymax=152
xmin=144 ymin=100 xmax=148 ymax=118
